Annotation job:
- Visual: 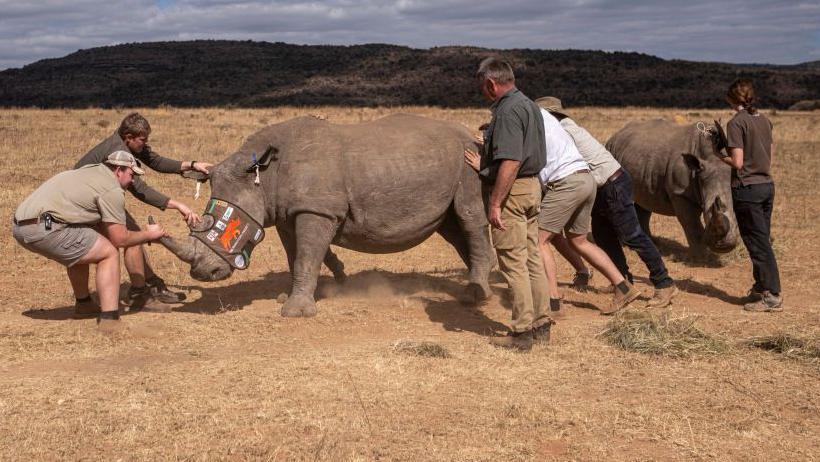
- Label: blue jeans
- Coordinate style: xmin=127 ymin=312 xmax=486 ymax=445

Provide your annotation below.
xmin=591 ymin=170 xmax=673 ymax=289
xmin=732 ymin=183 xmax=780 ymax=294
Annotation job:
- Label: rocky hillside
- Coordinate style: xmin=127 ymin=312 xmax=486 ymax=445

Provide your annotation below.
xmin=1 ymin=41 xmax=817 ymax=108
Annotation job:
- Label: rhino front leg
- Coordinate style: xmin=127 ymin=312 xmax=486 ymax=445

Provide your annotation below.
xmin=670 ymin=197 xmax=708 ymax=258
xmin=281 ymin=214 xmax=338 ymax=318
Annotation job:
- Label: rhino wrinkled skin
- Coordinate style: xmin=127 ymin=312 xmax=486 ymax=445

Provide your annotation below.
xmin=161 ymin=114 xmax=494 ymax=317
xmin=606 ymin=119 xmax=739 ymax=257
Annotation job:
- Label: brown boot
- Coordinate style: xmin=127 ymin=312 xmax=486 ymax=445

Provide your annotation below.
xmin=601 ymin=281 xmax=641 ymax=315
xmin=127 ymin=287 xmax=173 ymax=313
xmin=532 ymin=319 xmax=555 ymax=345
xmin=646 ymin=285 xmax=678 ymax=308
xmin=489 ymin=331 xmax=533 ymax=352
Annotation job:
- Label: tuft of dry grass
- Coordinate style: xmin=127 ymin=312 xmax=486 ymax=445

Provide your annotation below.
xmin=745 ymin=334 xmax=820 ymax=362
xmin=391 ymin=340 xmax=451 ymax=358
xmin=599 ymin=310 xmax=728 ymax=358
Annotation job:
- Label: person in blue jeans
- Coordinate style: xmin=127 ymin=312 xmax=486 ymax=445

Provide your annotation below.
xmin=535 ymin=97 xmax=677 ymax=308
xmin=715 ymin=79 xmax=782 ymax=312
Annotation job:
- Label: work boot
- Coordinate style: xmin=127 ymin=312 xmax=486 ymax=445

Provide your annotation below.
xmin=571 ymin=270 xmax=592 ymax=292
xmin=73 ymin=296 xmax=101 ymax=318
xmin=601 ymin=281 xmax=641 ymax=315
xmin=489 ymin=330 xmax=533 ymax=352
xmin=743 ymin=291 xmax=783 ymax=312
xmin=532 ymin=319 xmax=556 ymax=345
xmin=646 ymin=285 xmax=678 ymax=309
xmin=146 ymin=276 xmax=186 ymax=303
xmin=127 ymin=286 xmax=173 ymax=313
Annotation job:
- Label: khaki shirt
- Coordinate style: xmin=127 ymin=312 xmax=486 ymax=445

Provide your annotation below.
xmin=560 ymin=118 xmax=621 ymax=188
xmin=15 ymin=164 xmax=127 ymax=225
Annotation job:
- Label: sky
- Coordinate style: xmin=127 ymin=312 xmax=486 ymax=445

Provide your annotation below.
xmin=0 ymin=0 xmax=818 ymax=70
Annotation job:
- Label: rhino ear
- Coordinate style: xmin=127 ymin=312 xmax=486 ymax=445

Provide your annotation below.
xmin=257 ymin=145 xmax=278 ymax=168
xmin=682 ymin=153 xmax=703 ymax=172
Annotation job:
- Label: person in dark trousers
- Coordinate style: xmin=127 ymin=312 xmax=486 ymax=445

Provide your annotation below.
xmin=535 ymin=97 xmax=677 ymax=309
xmin=715 ymin=79 xmax=782 ymax=312
xmin=75 ymin=113 xmax=212 ymax=310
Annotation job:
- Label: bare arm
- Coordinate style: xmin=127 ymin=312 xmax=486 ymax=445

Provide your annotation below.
xmin=717 ymin=147 xmax=744 ymax=170
xmin=487 ymin=160 xmax=521 ymax=231
xmin=102 ymin=222 xmax=166 ymax=248
xmin=166 ymin=199 xmax=203 ymax=226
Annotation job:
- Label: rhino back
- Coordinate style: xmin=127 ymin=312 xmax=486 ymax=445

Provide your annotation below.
xmin=607 ymin=119 xmax=693 ymax=215
xmin=259 ymin=114 xmax=472 ymax=251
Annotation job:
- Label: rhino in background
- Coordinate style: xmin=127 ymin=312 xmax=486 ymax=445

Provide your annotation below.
xmin=159 ymin=114 xmax=494 ymax=317
xmin=606 ymin=119 xmax=739 ymax=257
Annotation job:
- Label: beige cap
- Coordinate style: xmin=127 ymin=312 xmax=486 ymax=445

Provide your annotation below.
xmin=534 ymin=96 xmax=569 ymax=117
xmin=105 ymin=150 xmax=144 ymax=175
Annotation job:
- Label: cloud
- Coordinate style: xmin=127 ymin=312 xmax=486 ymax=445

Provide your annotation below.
xmin=0 ymin=0 xmax=817 ymax=70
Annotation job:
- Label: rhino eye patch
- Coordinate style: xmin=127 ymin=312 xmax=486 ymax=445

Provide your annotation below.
xmin=189 ymin=198 xmax=265 ymax=270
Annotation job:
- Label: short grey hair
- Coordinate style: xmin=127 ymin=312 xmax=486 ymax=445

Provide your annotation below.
xmin=476 ymin=57 xmax=515 ymax=84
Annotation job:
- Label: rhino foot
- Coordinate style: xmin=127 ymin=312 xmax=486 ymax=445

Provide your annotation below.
xmin=281 ymin=295 xmax=318 ymax=317
xmin=459 ymin=282 xmax=492 ymax=306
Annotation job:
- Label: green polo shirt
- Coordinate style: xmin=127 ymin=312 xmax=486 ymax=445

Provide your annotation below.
xmin=479 ymin=89 xmax=547 ymax=183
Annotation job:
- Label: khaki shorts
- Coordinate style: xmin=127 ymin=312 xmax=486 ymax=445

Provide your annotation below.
xmin=538 ymin=172 xmax=596 ymax=235
xmin=12 ymin=222 xmax=99 ymax=267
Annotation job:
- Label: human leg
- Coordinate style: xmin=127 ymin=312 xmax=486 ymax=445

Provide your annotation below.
xmin=538 ymin=230 xmax=561 ymax=300
xmin=551 ymin=232 xmax=592 ymax=290
xmin=73 ymin=235 xmax=120 ymax=314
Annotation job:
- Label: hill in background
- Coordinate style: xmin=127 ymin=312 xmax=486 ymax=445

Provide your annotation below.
xmin=1 ymin=41 xmax=817 ymax=108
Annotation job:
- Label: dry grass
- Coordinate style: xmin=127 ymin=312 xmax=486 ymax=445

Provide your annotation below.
xmin=599 ymin=310 xmax=728 ymax=358
xmin=745 ymin=334 xmax=820 ymax=362
xmin=391 ymin=340 xmax=452 ymax=359
xmin=0 ymin=106 xmax=819 ymax=460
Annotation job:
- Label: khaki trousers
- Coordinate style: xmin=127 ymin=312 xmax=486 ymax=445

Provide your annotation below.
xmin=486 ymin=177 xmax=551 ymax=333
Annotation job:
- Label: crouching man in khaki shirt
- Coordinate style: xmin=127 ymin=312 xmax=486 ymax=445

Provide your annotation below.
xmin=12 ymin=151 xmax=166 ymax=330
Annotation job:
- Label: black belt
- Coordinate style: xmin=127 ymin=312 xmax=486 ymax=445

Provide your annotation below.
xmin=13 ymin=213 xmax=60 ymax=230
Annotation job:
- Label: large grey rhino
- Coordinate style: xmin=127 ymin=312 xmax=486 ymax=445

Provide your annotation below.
xmin=160 ymin=114 xmax=494 ymax=317
xmin=605 ymin=119 xmax=739 ymax=256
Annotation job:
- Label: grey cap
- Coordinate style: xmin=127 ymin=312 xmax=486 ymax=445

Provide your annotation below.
xmin=105 ymin=150 xmax=144 ymax=175
xmin=534 ymin=96 xmax=569 ymax=118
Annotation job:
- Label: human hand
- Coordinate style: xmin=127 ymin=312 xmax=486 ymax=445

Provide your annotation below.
xmin=464 ymin=149 xmax=481 ymax=172
xmin=478 ymin=122 xmax=489 ymax=131
xmin=146 ymin=222 xmax=167 ymax=240
xmin=193 ymin=161 xmax=213 ymax=174
xmin=488 ymin=205 xmax=505 ymax=231
xmin=175 ymin=202 xmax=202 ymax=226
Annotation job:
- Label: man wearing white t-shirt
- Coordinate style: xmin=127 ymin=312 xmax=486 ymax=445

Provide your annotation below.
xmin=535 ymin=109 xmax=641 ymax=314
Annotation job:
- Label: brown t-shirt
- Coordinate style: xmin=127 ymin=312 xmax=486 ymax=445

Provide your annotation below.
xmin=727 ymin=110 xmax=773 ymax=187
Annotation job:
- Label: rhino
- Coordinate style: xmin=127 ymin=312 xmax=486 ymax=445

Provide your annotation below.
xmin=160 ymin=114 xmax=494 ymax=317
xmin=605 ymin=119 xmax=739 ymax=257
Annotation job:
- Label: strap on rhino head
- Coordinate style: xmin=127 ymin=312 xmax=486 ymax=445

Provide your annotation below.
xmin=189 ymin=198 xmax=265 ymax=270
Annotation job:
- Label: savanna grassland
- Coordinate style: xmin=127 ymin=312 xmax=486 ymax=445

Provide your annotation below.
xmin=0 ymin=106 xmax=818 ymax=461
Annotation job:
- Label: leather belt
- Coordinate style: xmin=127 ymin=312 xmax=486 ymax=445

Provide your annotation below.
xmin=604 ymin=168 xmax=624 ymax=186
xmin=13 ymin=213 xmax=60 ymax=227
xmin=546 ymin=169 xmax=590 ymax=188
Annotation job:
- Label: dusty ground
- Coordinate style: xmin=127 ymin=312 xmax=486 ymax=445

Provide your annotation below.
xmin=0 ymin=107 xmax=818 ymax=461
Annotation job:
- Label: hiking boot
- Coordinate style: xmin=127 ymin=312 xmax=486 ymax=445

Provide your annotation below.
xmin=571 ymin=270 xmax=592 ymax=292
xmin=489 ymin=330 xmax=533 ymax=352
xmin=532 ymin=319 xmax=555 ymax=345
xmin=740 ymin=287 xmax=764 ymax=304
xmin=743 ymin=291 xmax=783 ymax=312
xmin=127 ymin=287 xmax=174 ymax=313
xmin=601 ymin=281 xmax=641 ymax=315
xmin=646 ymin=285 xmax=678 ymax=309
xmin=146 ymin=276 xmax=186 ymax=303
xmin=74 ymin=297 xmax=101 ymax=318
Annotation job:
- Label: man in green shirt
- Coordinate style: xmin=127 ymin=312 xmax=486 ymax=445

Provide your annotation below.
xmin=13 ymin=151 xmax=166 ymax=328
xmin=76 ymin=112 xmax=212 ymax=308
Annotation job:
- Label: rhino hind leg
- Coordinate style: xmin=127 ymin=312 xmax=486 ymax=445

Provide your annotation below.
xmin=323 ymin=248 xmax=347 ymax=283
xmin=635 ymin=203 xmax=653 ymax=238
xmin=279 ymin=213 xmax=339 ymax=317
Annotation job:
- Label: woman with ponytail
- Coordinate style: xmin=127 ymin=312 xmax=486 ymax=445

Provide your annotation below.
xmin=717 ymin=78 xmax=782 ymax=311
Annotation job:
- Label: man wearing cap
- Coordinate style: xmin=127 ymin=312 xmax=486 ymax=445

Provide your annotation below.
xmin=12 ymin=151 xmax=166 ymax=327
xmin=466 ymin=57 xmax=552 ymax=351
xmin=535 ymin=97 xmax=677 ymax=308
xmin=75 ymin=112 xmax=212 ymax=308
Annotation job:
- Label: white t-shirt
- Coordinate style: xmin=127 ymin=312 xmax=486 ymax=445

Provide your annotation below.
xmin=538 ymin=109 xmax=588 ymax=184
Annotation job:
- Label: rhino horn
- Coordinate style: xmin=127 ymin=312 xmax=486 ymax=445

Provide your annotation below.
xmin=713 ymin=119 xmax=728 ymax=151
xmin=159 ymin=235 xmax=196 ymax=264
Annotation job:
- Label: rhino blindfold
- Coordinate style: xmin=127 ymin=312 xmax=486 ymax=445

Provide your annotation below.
xmin=190 ymin=198 xmax=265 ymax=270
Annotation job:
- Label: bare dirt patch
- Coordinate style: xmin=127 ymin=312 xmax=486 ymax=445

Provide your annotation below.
xmin=0 ymin=107 xmax=818 ymax=460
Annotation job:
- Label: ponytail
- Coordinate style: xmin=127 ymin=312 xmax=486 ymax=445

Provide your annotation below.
xmin=727 ymin=78 xmax=758 ymax=115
